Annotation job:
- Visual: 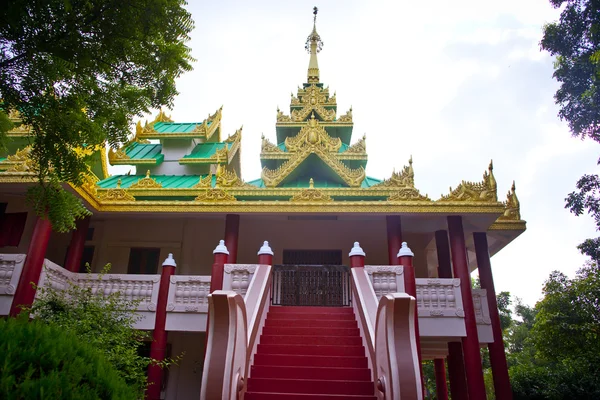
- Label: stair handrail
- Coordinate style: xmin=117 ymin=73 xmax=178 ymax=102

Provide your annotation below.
xmin=200 ymin=290 xmax=248 ymax=400
xmin=243 ymin=265 xmax=272 ymax=373
xmin=350 ymin=267 xmax=379 ymax=381
xmin=200 ymin=266 xmax=272 ymax=400
xmin=375 ymin=293 xmax=423 ymax=400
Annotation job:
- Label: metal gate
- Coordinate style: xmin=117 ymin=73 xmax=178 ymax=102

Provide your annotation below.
xmin=271 ymin=265 xmax=351 ymax=307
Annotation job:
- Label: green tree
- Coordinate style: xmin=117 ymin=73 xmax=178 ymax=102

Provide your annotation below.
xmin=510 ymin=263 xmax=600 ymax=399
xmin=0 ymin=0 xmax=194 ymax=232
xmin=541 ymin=0 xmax=600 ymax=258
xmin=0 ymin=317 xmax=137 ymax=400
xmin=30 ymin=267 xmax=155 ymax=398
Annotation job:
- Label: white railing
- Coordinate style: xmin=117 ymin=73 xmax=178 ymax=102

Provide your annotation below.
xmin=223 ymin=264 xmax=256 ymax=298
xmin=364 ymin=265 xmax=405 ymax=299
xmin=0 ymin=254 xmax=26 ymax=315
xmin=415 ymin=278 xmax=465 ymax=318
xmin=167 ymin=275 xmax=212 ymax=313
xmin=37 ymin=260 xmax=161 ymax=312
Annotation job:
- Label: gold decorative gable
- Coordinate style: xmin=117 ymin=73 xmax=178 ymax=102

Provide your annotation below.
xmin=439 ymin=161 xmax=498 ymax=203
xmin=337 ymin=107 xmax=352 ymax=123
xmin=280 ymin=85 xmax=339 ymax=123
xmin=498 ymin=181 xmax=521 ymax=220
xmin=284 ymin=114 xmax=342 ymax=153
xmin=129 ymin=171 xmax=163 ymax=189
xmin=290 ymin=178 xmax=333 ymax=202
xmin=373 ymin=156 xmax=416 ymax=189
xmin=261 ymin=144 xmax=365 ymax=187
xmin=2 ymin=146 xmax=36 ymax=173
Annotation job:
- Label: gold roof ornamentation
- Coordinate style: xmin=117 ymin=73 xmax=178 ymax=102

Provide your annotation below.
xmin=277 ymin=108 xmax=292 ymax=122
xmin=194 ymin=188 xmax=237 ymax=202
xmin=337 ymin=107 xmax=353 ymax=123
xmin=193 ymin=174 xmax=213 ymax=188
xmin=439 ymin=161 xmax=498 ymax=203
xmin=285 ymin=114 xmax=342 ymax=153
xmin=108 ymin=147 xmax=130 ymax=162
xmin=345 ymin=134 xmax=366 ymax=154
xmin=261 ymin=134 xmax=284 ymax=154
xmin=3 ymin=146 xmax=36 ymax=173
xmin=152 ymin=108 xmax=173 ymax=123
xmin=97 ymin=179 xmax=136 ymax=202
xmin=498 ymin=181 xmax=521 ymax=220
xmin=306 ymin=7 xmax=322 ymax=84
xmin=387 ymin=188 xmax=431 ymax=202
xmin=290 ymin=178 xmax=333 ymax=202
xmin=261 ymin=144 xmax=365 ymax=187
xmin=215 ymin=164 xmax=253 ymax=188
xmin=81 ymin=172 xmax=99 ymax=197
xmin=373 ymin=156 xmax=416 ymax=189
xmin=130 ymin=170 xmax=163 ymax=189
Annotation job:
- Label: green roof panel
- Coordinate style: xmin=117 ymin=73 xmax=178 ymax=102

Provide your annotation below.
xmin=183 ymin=142 xmax=231 ymax=159
xmin=97 ymin=174 xmax=214 ymax=189
xmin=153 ymin=121 xmax=211 ymax=134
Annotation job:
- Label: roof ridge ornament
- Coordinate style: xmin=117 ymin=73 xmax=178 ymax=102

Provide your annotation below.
xmin=306 ymin=6 xmax=323 ymax=84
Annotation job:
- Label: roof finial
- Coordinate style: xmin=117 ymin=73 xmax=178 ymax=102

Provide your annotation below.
xmin=306 ymin=6 xmax=323 ymax=84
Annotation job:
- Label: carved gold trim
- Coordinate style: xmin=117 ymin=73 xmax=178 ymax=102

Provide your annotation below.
xmin=261 ymin=134 xmax=284 ymax=154
xmin=193 ymin=174 xmax=212 ymax=189
xmin=215 ymin=165 xmax=253 ymax=188
xmin=438 ymin=161 xmax=498 ymax=203
xmin=194 ymin=188 xmax=237 ymax=202
xmin=129 ymin=170 xmax=163 ymax=189
xmin=498 ymin=181 xmax=521 ymax=221
xmin=337 ymin=107 xmax=352 ymax=123
xmin=387 ymin=188 xmax=431 ymax=202
xmin=345 ymin=133 xmax=365 ymax=154
xmin=290 ymin=178 xmax=333 ymax=202
xmin=97 ymin=179 xmax=136 ymax=202
xmin=488 ymin=220 xmax=527 ymax=231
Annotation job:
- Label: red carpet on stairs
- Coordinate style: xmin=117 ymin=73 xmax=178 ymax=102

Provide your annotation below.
xmin=245 ymin=306 xmax=377 ymax=400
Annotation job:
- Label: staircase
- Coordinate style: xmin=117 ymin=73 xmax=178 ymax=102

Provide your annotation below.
xmin=245 ymin=306 xmax=377 ymax=399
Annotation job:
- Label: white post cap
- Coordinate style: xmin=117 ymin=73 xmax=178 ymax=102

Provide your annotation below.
xmin=397 ymin=241 xmax=414 ymax=257
xmin=162 ymin=253 xmax=177 ymax=267
xmin=349 ymin=241 xmax=366 ymax=257
xmin=213 ymin=239 xmax=229 ymax=255
xmin=257 ymin=241 xmax=274 ymax=256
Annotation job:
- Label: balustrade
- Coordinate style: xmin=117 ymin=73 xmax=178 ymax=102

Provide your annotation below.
xmin=364 ymin=265 xmax=405 ymax=299
xmin=415 ymin=278 xmax=465 ymax=318
xmin=0 ymin=254 xmax=26 ymax=315
xmin=222 ymin=264 xmax=256 ymax=298
xmin=167 ymin=275 xmax=212 ymax=313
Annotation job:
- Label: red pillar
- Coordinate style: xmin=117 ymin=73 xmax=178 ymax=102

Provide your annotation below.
xmin=386 ymin=215 xmax=402 ymax=265
xmin=224 ymin=214 xmax=240 ymax=264
xmin=448 ymin=342 xmax=469 ymax=400
xmin=398 ymin=242 xmax=425 ymax=396
xmin=474 ymin=232 xmax=512 ymax=400
xmin=436 ymin=230 xmax=468 ymax=400
xmin=434 ymin=358 xmax=449 ymax=400
xmin=64 ymin=216 xmax=91 ymax=273
xmin=448 ymin=216 xmax=487 ymax=400
xmin=9 ymin=215 xmax=52 ymax=317
xmin=258 ymin=241 xmax=274 ymax=265
xmin=146 ymin=254 xmax=177 ymax=400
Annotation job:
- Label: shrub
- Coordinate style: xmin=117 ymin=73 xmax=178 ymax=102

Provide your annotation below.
xmin=0 ymin=317 xmax=137 ymax=400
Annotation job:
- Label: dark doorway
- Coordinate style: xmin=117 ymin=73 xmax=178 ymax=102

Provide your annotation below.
xmin=282 ymin=249 xmax=342 ymax=265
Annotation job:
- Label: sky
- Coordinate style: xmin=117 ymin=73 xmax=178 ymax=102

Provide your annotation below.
xmin=132 ymin=0 xmax=599 ymax=305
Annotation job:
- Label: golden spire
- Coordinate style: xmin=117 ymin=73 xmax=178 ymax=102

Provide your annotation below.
xmin=306 ymin=6 xmax=323 ymax=84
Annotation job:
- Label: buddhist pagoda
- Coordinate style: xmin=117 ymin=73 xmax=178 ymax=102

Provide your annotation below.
xmin=0 ymin=8 xmax=524 ymax=400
